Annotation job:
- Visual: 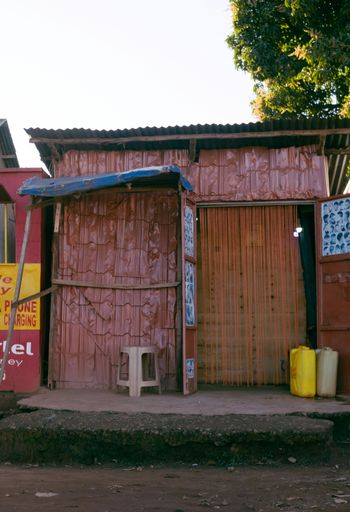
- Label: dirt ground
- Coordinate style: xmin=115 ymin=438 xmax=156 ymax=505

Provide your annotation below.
xmin=0 ymin=463 xmax=350 ymax=512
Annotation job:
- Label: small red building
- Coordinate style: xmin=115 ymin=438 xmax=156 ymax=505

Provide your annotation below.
xmin=0 ymin=120 xmax=45 ymax=392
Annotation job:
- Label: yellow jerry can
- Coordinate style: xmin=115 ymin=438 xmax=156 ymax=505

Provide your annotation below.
xmin=290 ymin=346 xmax=316 ymax=398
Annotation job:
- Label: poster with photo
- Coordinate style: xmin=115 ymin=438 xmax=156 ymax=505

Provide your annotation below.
xmin=184 ymin=206 xmax=194 ymax=257
xmin=185 ymin=261 xmax=195 ymax=326
xmin=321 ymin=197 xmax=350 ymax=256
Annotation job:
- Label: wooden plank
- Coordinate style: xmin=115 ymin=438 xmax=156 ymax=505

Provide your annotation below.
xmin=317 ymin=135 xmax=326 ymax=155
xmin=27 ymin=197 xmax=58 ymax=211
xmin=54 ymin=202 xmax=61 ymax=233
xmin=52 ymin=278 xmax=180 ymax=290
xmin=47 ymin=232 xmax=59 ymax=389
xmin=325 ymin=147 xmax=350 ymax=155
xmin=28 ymin=188 xmax=178 ymax=206
xmin=176 ymin=192 xmax=183 ymax=391
xmin=320 ymin=325 xmax=350 ymax=331
xmin=29 ymin=127 xmax=350 ymax=146
xmin=13 ymin=285 xmax=58 ymax=307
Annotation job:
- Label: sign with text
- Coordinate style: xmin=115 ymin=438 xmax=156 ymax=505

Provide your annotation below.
xmin=0 ymin=264 xmax=40 ymax=330
xmin=0 ymin=264 xmax=41 ymax=392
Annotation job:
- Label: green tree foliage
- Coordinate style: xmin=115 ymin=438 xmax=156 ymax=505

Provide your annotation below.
xmin=227 ymin=0 xmax=350 ymax=119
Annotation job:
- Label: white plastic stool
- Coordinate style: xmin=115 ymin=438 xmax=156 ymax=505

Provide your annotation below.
xmin=117 ymin=346 xmax=161 ymax=397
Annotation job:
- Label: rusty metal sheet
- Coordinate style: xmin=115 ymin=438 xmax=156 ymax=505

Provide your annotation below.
xmin=187 ymin=146 xmax=327 ymax=201
xmin=54 ymin=146 xmax=327 ymax=201
xmin=52 ymin=190 xmax=179 ymax=390
xmin=54 ymin=150 xmax=189 ymax=178
xmin=50 ymin=144 xmax=328 ymax=390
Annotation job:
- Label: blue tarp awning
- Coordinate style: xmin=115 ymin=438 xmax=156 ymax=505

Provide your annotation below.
xmin=18 ymin=165 xmax=192 ymax=197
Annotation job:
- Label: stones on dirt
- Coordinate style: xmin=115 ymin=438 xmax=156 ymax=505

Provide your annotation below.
xmin=35 ymin=492 xmax=59 ymax=498
xmin=333 ymin=498 xmax=348 ymax=504
xmin=107 ymin=483 xmax=123 ymax=493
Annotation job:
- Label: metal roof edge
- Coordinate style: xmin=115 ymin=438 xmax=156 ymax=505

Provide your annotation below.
xmin=0 ymin=119 xmax=19 ymax=167
xmin=25 ymin=118 xmax=350 ymax=142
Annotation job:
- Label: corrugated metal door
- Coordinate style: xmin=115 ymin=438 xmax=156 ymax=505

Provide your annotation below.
xmin=198 ymin=205 xmax=306 ymax=386
xmin=181 ymin=195 xmax=197 ymax=394
xmin=317 ymin=194 xmax=350 ymax=393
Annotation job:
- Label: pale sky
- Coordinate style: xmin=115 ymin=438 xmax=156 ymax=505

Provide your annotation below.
xmin=1 ymin=0 xmax=255 ymax=170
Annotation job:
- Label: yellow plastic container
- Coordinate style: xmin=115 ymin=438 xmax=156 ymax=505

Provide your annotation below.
xmin=290 ymin=346 xmax=316 ymax=398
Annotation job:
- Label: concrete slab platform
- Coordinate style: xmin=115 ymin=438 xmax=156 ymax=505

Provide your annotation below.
xmin=1 ymin=387 xmax=348 ymax=466
xmin=18 ymin=386 xmax=350 ymax=416
xmin=0 ymin=408 xmax=335 ymax=466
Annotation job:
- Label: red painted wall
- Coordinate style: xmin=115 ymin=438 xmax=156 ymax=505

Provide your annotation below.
xmin=0 ymin=168 xmax=43 ymax=262
xmin=0 ymin=168 xmax=45 ymax=392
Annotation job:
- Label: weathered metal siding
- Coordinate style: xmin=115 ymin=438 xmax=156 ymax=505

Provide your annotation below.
xmin=52 ymin=145 xmax=327 ymax=389
xmin=189 ymin=147 xmax=327 ymax=201
xmin=53 ymin=190 xmax=178 ymax=389
xmin=55 ymin=145 xmax=327 ymax=200
xmin=54 ymin=150 xmax=189 ymax=178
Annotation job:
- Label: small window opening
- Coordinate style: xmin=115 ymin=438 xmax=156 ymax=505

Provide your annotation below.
xmin=0 ymin=185 xmax=15 ymax=263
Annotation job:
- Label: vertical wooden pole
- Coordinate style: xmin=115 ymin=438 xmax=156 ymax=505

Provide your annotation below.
xmin=0 ymin=206 xmax=32 ymax=383
xmin=176 ymin=188 xmax=183 ymax=391
xmin=47 ymin=202 xmax=60 ymax=389
xmin=4 ymin=204 xmax=8 ymax=263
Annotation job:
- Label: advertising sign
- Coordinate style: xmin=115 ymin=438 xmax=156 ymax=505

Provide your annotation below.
xmin=0 ymin=264 xmax=41 ymax=392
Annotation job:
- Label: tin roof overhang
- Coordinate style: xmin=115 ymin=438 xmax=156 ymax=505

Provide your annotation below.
xmin=0 ymin=119 xmax=19 ymax=168
xmin=18 ymin=165 xmax=192 ymax=198
xmin=25 ymin=118 xmax=350 ymax=195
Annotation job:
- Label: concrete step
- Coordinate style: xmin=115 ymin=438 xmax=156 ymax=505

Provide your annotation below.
xmin=0 ymin=409 xmax=335 ymax=466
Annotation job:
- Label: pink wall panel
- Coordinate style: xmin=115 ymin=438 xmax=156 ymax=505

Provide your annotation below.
xmin=53 ymin=190 xmax=179 ymax=390
xmin=55 ymin=145 xmax=327 ymax=202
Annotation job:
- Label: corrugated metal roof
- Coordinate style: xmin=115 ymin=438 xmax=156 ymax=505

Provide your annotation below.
xmin=0 ymin=119 xmax=19 ymax=168
xmin=327 ymin=133 xmax=350 ymax=196
xmin=18 ymin=165 xmax=192 ymax=197
xmin=26 ymin=118 xmax=350 ymax=195
xmin=25 ymin=117 xmax=350 ymax=139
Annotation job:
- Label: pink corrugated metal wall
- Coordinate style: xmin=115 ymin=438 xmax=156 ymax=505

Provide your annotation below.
xmin=55 ymin=145 xmax=327 ymax=200
xmin=51 ymin=145 xmax=327 ymax=389
xmin=53 ymin=190 xmax=178 ymax=389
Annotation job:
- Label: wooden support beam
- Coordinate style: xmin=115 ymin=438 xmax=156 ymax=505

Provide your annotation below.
xmin=27 ymin=197 xmax=59 ymax=211
xmin=54 ymin=202 xmax=61 ymax=233
xmin=48 ymin=143 xmax=61 ymax=162
xmin=47 ymin=232 xmax=59 ymax=389
xmin=176 ymin=191 xmax=183 ymax=391
xmin=1 ymin=154 xmax=17 ymax=159
xmin=52 ymin=278 xmax=180 ymax=290
xmin=12 ymin=285 xmax=58 ymax=307
xmin=189 ymin=139 xmax=197 ymax=164
xmin=29 ymin=127 xmax=350 ymax=146
xmin=325 ymin=147 xmax=350 ymax=155
xmin=26 ymin=187 xmax=178 ymax=208
xmin=317 ymin=135 xmax=326 ymax=155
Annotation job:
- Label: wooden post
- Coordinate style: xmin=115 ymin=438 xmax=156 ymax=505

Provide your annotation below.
xmin=176 ymin=187 xmax=183 ymax=391
xmin=0 ymin=207 xmax=32 ymax=383
xmin=47 ymin=202 xmax=60 ymax=389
